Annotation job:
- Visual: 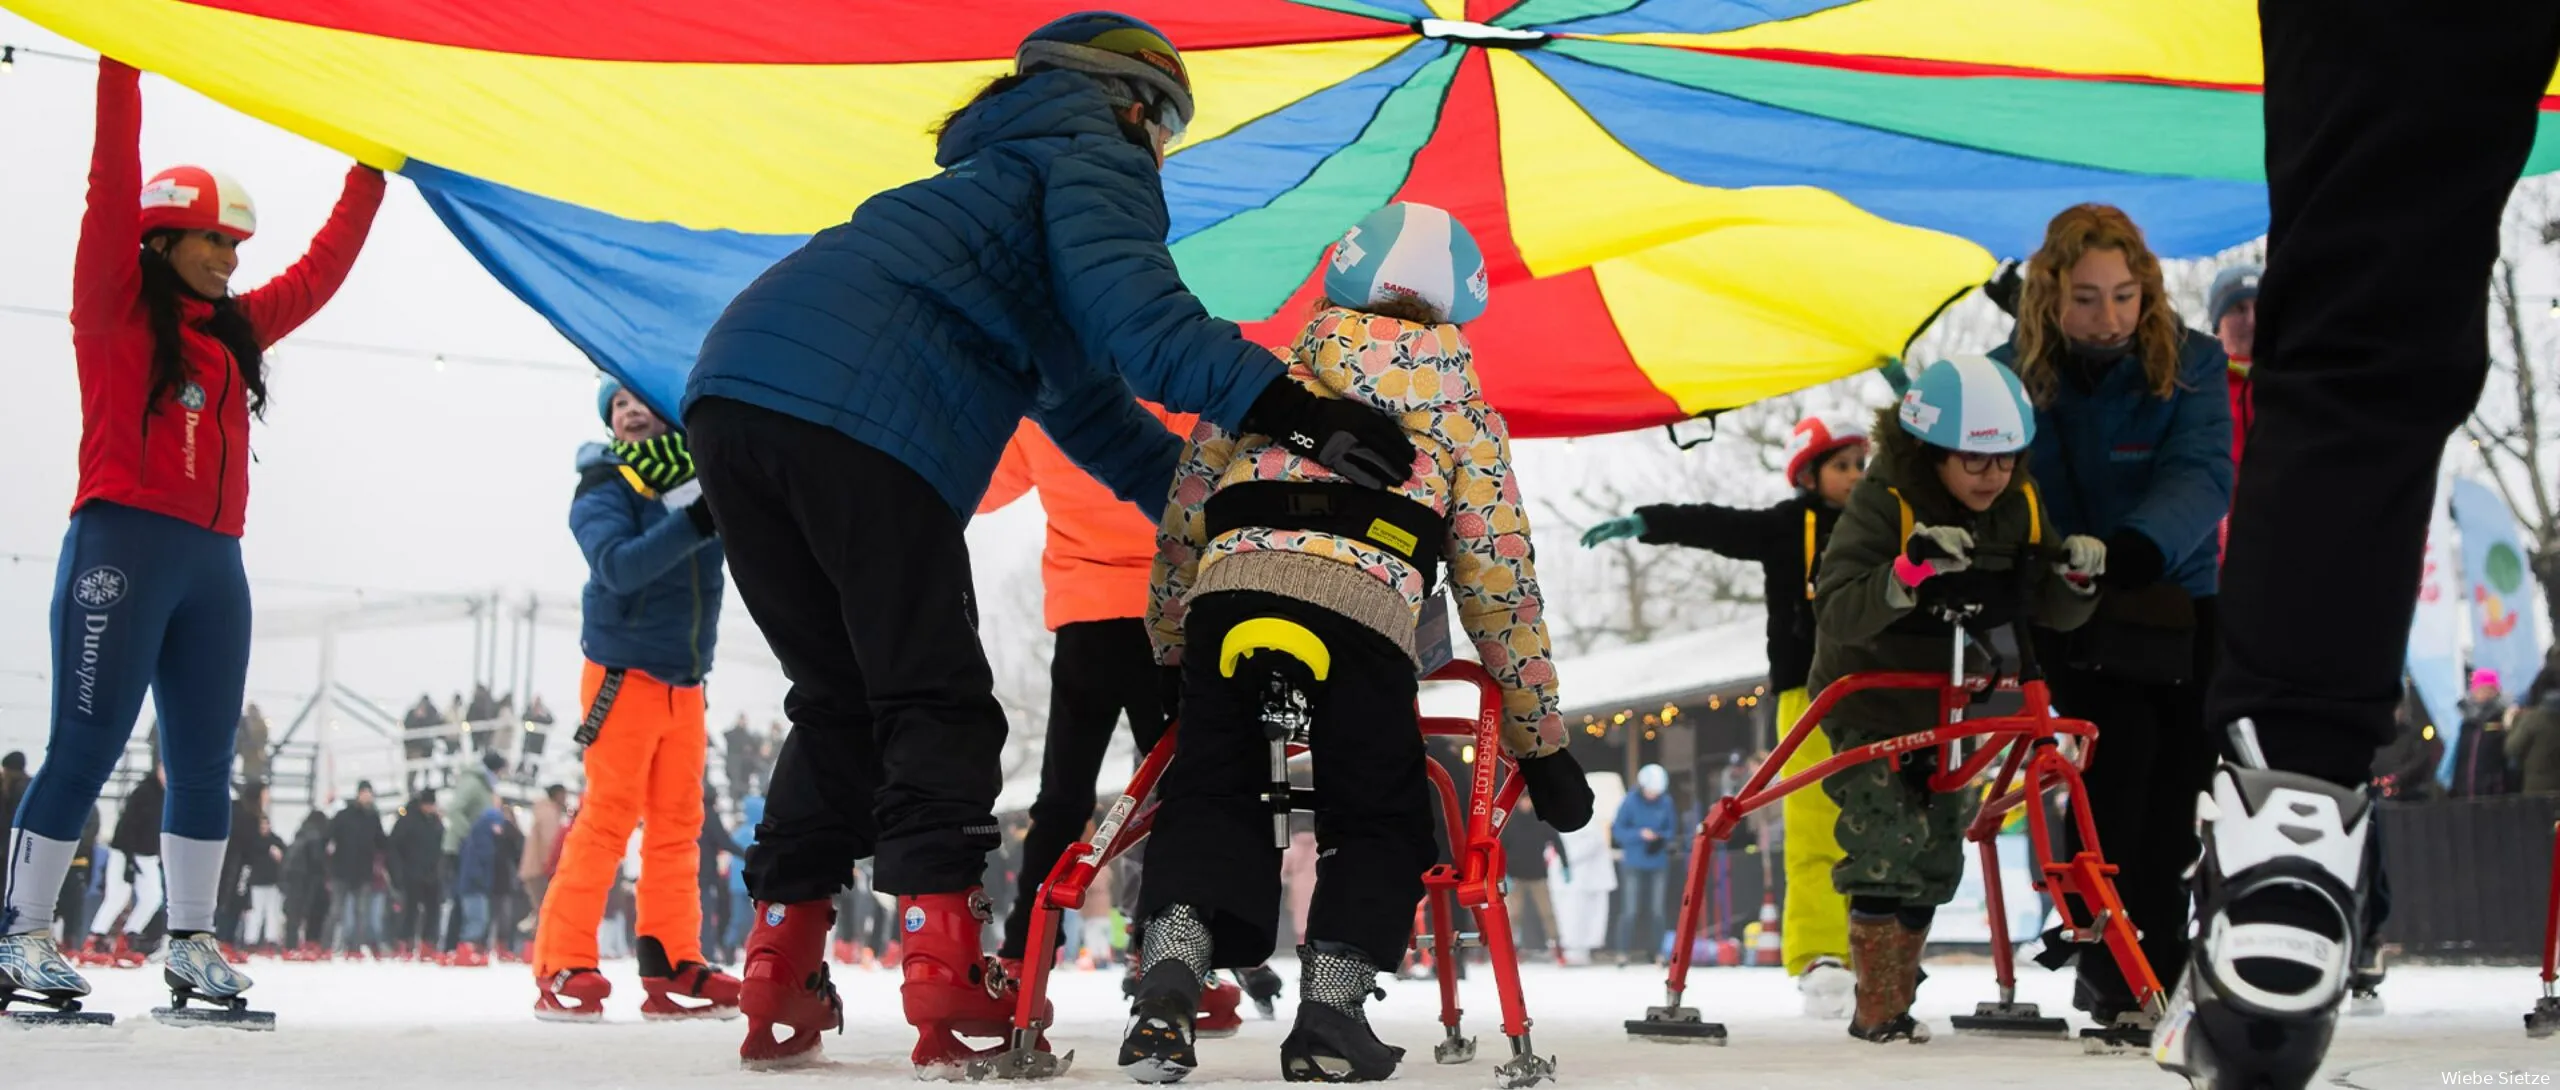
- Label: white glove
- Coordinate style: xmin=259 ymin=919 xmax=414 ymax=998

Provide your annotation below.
xmin=2057 ymin=534 xmax=2106 ymax=595
xmin=660 ymin=478 xmax=704 ymax=511
xmin=1904 ymin=525 xmax=1975 ymax=574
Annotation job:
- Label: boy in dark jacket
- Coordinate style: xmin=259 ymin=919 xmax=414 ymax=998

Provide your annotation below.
xmin=1809 ymin=357 xmax=2102 ymax=1043
xmin=684 ymin=13 xmax=1419 ymax=1072
xmin=1581 ymin=410 xmax=1870 ymax=1014
xmin=388 ymin=791 xmax=445 ymax=958
xmin=327 ymin=781 xmax=386 ymax=955
xmin=239 ymin=815 xmax=288 ymax=953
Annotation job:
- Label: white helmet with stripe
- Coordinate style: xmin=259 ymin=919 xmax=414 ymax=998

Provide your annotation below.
xmin=1896 ymin=355 xmax=2035 ymax=453
xmin=1323 ymin=202 xmax=1489 ymax=325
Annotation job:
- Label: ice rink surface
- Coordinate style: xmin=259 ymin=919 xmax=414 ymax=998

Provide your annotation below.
xmin=9 ymin=955 xmax=2556 ymax=1089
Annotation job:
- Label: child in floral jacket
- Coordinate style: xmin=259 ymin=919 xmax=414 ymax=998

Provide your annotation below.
xmin=1124 ymin=204 xmax=1592 ymax=1083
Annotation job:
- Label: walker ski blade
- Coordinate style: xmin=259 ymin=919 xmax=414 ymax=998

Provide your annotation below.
xmin=1949 ymin=1001 xmax=2070 ymax=1039
xmin=1624 ymin=1004 xmax=1727 ymax=1044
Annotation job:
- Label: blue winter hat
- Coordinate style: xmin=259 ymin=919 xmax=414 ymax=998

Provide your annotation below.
xmin=1322 ymin=202 xmax=1489 ymax=326
xmin=595 ymin=375 xmax=624 ymax=427
xmin=1896 ymin=355 xmax=2036 ymax=454
xmin=2206 ymin=264 xmax=2261 ymax=329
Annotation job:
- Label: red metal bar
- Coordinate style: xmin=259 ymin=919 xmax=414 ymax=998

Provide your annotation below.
xmin=1977 ymin=834 xmax=2020 ymax=999
xmin=1659 ymin=823 xmax=1715 ymax=1000
xmin=1425 ymin=878 xmax=1463 ymax=1032
xmin=2542 ymin=822 xmax=2560 ymax=990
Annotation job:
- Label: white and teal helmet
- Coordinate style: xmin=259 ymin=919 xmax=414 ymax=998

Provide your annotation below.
xmin=1322 ymin=202 xmax=1489 ymax=325
xmin=1896 ymin=355 xmax=2035 ymax=453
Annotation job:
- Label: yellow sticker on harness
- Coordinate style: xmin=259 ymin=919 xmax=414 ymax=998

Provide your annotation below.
xmin=1366 ymin=518 xmax=1419 ymax=557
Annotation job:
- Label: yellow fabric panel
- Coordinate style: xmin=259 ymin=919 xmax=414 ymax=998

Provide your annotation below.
xmin=1424 ymin=0 xmax=1467 ymax=19
xmin=1598 ymin=0 xmax=2266 ymax=87
xmin=1487 ymin=50 xmax=1989 ymax=415
xmin=11 ymin=0 xmax=1405 ymax=233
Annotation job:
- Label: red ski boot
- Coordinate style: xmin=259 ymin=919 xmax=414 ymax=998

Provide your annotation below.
xmin=1196 ymin=974 xmax=1245 ymax=1038
xmin=111 ymin=934 xmax=146 ymax=968
xmin=739 ymin=901 xmax=842 ymax=1069
xmin=536 ymin=967 xmax=612 ymax=1023
xmin=901 ymin=890 xmax=1058 ymax=1078
xmin=638 ymin=936 xmax=742 ymax=1021
xmin=450 ymin=942 xmax=490 ymax=967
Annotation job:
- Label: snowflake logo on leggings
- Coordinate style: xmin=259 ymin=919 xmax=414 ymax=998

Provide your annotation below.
xmin=73 ymin=566 xmax=127 ymax=610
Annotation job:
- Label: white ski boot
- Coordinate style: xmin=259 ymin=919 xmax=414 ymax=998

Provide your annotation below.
xmin=154 ymin=933 xmax=275 ymax=1030
xmin=0 ymin=930 xmax=111 ymax=1026
xmin=2153 ymin=725 xmax=2367 ymax=1090
xmin=1799 ymin=956 xmax=1854 ymax=1020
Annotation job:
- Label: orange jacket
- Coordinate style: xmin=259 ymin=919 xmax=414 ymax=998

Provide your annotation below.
xmin=981 ymin=406 xmax=1194 ymax=631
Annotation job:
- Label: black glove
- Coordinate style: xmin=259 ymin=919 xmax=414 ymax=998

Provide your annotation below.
xmin=613 ymin=433 xmax=696 ymax=491
xmin=2099 ymin=528 xmax=2165 ymax=591
xmin=684 ymin=499 xmax=717 ymax=537
xmin=1983 ymin=258 xmax=2024 ymax=317
xmin=1514 ymin=748 xmax=1595 ymax=832
xmin=1240 ymin=377 xmax=1416 ymax=490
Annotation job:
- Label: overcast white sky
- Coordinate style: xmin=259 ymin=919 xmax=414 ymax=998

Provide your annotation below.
xmin=0 ymin=17 xmax=1059 ymax=762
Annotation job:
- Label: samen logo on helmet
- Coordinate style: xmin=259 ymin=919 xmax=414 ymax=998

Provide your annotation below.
xmin=1966 ymin=426 xmax=2012 ymax=443
xmin=1899 ymin=388 xmax=1941 ymax=432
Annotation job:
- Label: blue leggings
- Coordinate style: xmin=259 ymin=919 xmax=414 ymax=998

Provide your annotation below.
xmin=13 ymin=502 xmax=249 ymax=843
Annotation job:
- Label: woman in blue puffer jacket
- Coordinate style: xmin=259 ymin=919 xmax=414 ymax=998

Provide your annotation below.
xmin=680 ymin=12 xmax=1419 ymax=1069
xmin=1987 ymin=203 xmax=2232 ymax=1035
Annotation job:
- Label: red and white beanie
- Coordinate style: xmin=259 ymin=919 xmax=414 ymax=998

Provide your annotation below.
xmin=138 ymin=165 xmax=257 ymax=241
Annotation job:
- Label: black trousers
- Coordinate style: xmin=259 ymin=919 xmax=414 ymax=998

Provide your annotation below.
xmin=998 ymin=618 xmax=1170 ymax=958
xmin=691 ymin=398 xmax=1005 ymax=901
xmin=395 ymin=877 xmax=442 ymax=948
xmin=1137 ymin=591 xmax=1436 ymax=970
xmin=2036 ymin=597 xmax=2218 ymax=1006
xmin=2213 ymin=0 xmax=2560 ymax=787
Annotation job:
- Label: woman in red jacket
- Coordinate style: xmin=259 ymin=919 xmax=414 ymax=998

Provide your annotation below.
xmin=0 ymin=58 xmax=382 ymax=1022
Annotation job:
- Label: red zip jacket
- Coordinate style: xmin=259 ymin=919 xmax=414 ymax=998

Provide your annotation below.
xmin=70 ymin=60 xmax=385 ymax=537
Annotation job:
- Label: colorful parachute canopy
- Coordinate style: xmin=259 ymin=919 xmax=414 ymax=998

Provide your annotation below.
xmin=18 ymin=1 xmax=2560 ymax=436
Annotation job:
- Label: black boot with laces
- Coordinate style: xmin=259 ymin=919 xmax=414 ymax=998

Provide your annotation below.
xmin=1280 ymin=942 xmax=1403 ymax=1083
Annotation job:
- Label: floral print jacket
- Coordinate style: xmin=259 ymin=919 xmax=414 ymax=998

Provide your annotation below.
xmin=1148 ymin=306 xmax=1564 ymax=757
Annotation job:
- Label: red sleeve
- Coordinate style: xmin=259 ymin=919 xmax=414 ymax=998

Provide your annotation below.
xmin=72 ymin=60 xmax=144 ymax=328
xmin=977 ymin=421 xmax=1039 ymax=515
xmin=236 ymin=164 xmax=387 ymax=348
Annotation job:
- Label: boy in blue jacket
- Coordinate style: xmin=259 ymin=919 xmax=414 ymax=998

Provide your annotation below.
xmin=683 ymin=12 xmax=1416 ymax=1073
xmin=531 ymin=378 xmax=735 ymax=1025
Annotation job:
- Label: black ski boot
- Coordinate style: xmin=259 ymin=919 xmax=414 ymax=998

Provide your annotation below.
xmin=1120 ymin=907 xmax=1211 ymax=1084
xmin=1280 ymin=943 xmax=1404 ymax=1083
xmin=1243 ymin=963 xmax=1285 ymax=1020
xmin=2155 ymin=733 xmax=2369 ymax=1090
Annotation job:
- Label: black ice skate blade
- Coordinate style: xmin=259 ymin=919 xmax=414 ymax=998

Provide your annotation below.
xmin=1 ymin=1009 xmax=116 ymax=1028
xmin=151 ymin=1005 xmax=276 ymax=1031
xmin=1624 ymin=1012 xmax=1727 ymax=1044
xmin=1950 ymin=1003 xmax=2071 ymax=1039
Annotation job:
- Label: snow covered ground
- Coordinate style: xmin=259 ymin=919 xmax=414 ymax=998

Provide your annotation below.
xmin=9 ymin=955 xmax=2555 ymax=1089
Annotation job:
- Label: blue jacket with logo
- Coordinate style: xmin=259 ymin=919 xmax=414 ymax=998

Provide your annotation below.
xmin=1990 ymin=330 xmax=2233 ymax=598
xmin=683 ymin=69 xmax=1281 ymax=519
xmin=572 ymin=442 xmax=724 ymax=685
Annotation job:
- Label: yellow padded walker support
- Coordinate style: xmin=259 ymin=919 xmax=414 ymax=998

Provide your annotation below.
xmin=1218 ymin=617 xmax=1331 ymax=682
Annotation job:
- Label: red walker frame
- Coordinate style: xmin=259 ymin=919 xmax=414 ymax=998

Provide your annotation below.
xmin=995 ymin=660 xmax=1552 ymax=1085
xmin=1628 ymin=625 xmax=2164 ymax=1043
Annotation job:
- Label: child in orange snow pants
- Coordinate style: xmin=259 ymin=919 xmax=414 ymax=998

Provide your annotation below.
xmin=535 ymin=661 xmax=710 ymax=975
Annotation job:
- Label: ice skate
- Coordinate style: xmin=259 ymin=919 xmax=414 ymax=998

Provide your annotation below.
xmin=535 ymin=967 xmax=611 ymax=1023
xmin=900 ymin=889 xmax=1047 ymax=1078
xmin=0 ymin=931 xmax=112 ymax=1026
xmin=637 ymin=936 xmax=741 ymax=1020
xmin=1280 ymin=943 xmax=1405 ymax=1083
xmin=2153 ymin=738 xmax=2368 ymax=1090
xmin=1242 ymin=962 xmax=1285 ymax=1020
xmin=739 ymin=900 xmax=842 ymax=1069
xmin=152 ymin=933 xmax=274 ymax=1030
xmin=1120 ymin=961 xmax=1204 ymax=1083
xmin=1845 ymin=917 xmax=1929 ymax=1044
xmin=110 ymin=933 xmax=148 ymax=969
xmin=2080 ymin=987 xmax=2160 ymax=1055
xmin=2348 ymin=945 xmax=2385 ymax=1017
xmin=1798 ymin=956 xmax=1854 ymax=1020
xmin=1197 ymin=975 xmax=1245 ymax=1038
xmin=449 ymin=942 xmax=490 ymax=967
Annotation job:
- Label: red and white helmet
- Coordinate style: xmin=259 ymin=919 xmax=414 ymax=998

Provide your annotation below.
xmin=138 ymin=165 xmax=257 ymax=241
xmin=1782 ymin=410 xmax=1870 ymax=486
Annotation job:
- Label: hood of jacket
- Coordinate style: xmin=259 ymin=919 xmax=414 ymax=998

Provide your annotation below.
xmin=1295 ymin=307 xmax=1483 ymax=416
xmin=1867 ymin=406 xmax=2032 ymax=526
xmin=937 ymin=70 xmax=1133 ymax=168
